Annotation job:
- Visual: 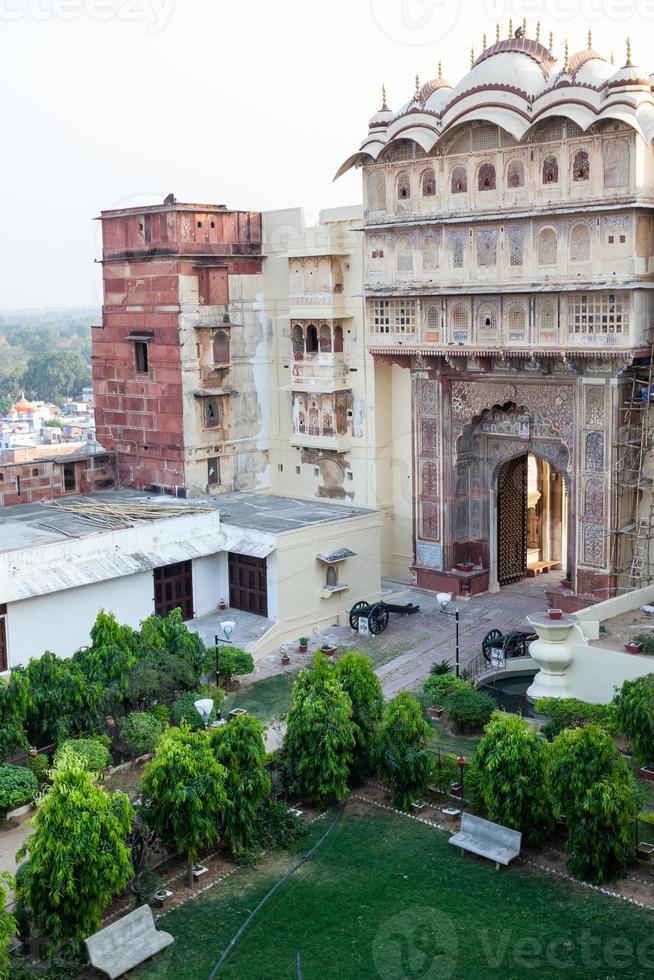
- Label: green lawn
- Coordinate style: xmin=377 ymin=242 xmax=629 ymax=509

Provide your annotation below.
xmin=137 ymin=806 xmax=654 ymax=980
xmin=221 ymin=671 xmax=298 ymax=724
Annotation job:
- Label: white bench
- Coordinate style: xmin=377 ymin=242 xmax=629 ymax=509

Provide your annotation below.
xmin=449 ymin=812 xmax=521 ymax=869
xmin=85 ymin=904 xmax=174 ymax=979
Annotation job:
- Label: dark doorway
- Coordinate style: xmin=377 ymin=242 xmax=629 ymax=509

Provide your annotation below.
xmin=497 ymin=454 xmax=528 ymax=586
xmin=0 ymin=605 xmax=7 ymax=672
xmin=154 ymin=561 xmax=194 ymax=620
xmin=228 ymin=553 xmax=268 ymax=617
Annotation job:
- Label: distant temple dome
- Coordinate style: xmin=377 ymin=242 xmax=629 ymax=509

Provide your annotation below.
xmin=12 ymin=397 xmax=37 ymax=414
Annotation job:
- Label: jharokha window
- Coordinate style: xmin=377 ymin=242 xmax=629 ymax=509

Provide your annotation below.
xmin=319 ymin=324 xmax=332 ymax=353
xmin=333 ymin=324 xmax=344 ymax=353
xmin=507 ymin=160 xmax=524 ymax=188
xmin=451 ymin=166 xmax=467 ymax=194
xmin=478 ymin=163 xmax=496 ymax=191
xmin=212 ymin=330 xmax=230 ymax=365
xmin=573 ymin=150 xmax=590 ymax=181
xmin=421 ymin=169 xmax=436 ymax=196
xmin=542 ymin=156 xmax=559 ymax=184
xmin=397 ymin=173 xmax=411 ymax=200
xmin=306 ymin=324 xmax=319 ymax=353
xmin=292 ymin=324 xmax=304 ymax=356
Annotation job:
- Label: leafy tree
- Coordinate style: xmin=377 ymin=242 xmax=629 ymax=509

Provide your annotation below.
xmin=379 ymin=692 xmax=432 ymax=810
xmin=211 ymin=714 xmax=271 ymax=855
xmin=283 ymin=654 xmax=355 ymax=809
xmin=21 ymin=349 xmax=91 ymax=404
xmin=139 ymin=610 xmax=210 ymax=684
xmin=215 ymin=646 xmax=255 ymax=688
xmin=548 ymin=725 xmax=639 ymax=883
xmin=124 ymin=651 xmax=196 ymax=711
xmin=74 ymin=610 xmax=139 ymax=703
xmin=472 ymin=714 xmax=554 ymax=844
xmin=612 ymin=675 xmax=654 ymax=766
xmin=24 ymin=652 xmax=105 ymax=748
xmin=142 ymin=726 xmax=228 ymax=886
xmin=0 ymin=872 xmax=16 ymax=980
xmin=335 ymin=652 xmax=383 ymax=784
xmin=118 ymin=713 xmax=165 ymax=758
xmin=53 ymin=738 xmax=112 ymax=775
xmin=0 ymin=766 xmax=37 ymax=820
xmin=443 ymin=685 xmax=495 ymax=735
xmin=0 ymin=670 xmax=29 ymax=762
xmin=422 ymin=674 xmax=467 ymax=705
xmin=17 ymin=751 xmax=134 ymax=941
xmin=536 ymin=696 xmax=617 ymax=741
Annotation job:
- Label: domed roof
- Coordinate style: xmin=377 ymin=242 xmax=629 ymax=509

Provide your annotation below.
xmin=369 ymin=86 xmax=394 ymax=129
xmin=609 ymin=63 xmax=652 ymax=88
xmin=13 ymin=397 xmax=36 ymax=413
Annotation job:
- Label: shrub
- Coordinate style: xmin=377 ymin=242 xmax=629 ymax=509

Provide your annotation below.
xmin=548 ymin=724 xmax=639 ymax=883
xmin=430 ymin=659 xmax=453 ymax=676
xmin=0 ymin=872 xmax=16 ymax=980
xmin=211 ymin=714 xmax=271 ymax=856
xmin=171 ymin=691 xmax=220 ymax=729
xmin=119 ymin=713 xmax=165 ymax=758
xmin=251 ymin=798 xmax=307 ymax=852
xmin=612 ymin=675 xmax=654 ymax=766
xmin=0 ymin=671 xmax=30 ymax=763
xmin=632 ymin=633 xmax=654 ymax=655
xmin=422 ymin=674 xmax=467 ymax=705
xmin=379 ymin=692 xmax=432 ymax=810
xmin=444 ymin=686 xmax=495 ymax=735
xmin=535 ymin=696 xmax=616 ymax=741
xmin=335 ymin=652 xmax=383 ymax=784
xmin=26 ymin=753 xmax=50 ymax=788
xmin=283 ymin=654 xmax=355 ymax=809
xmin=0 ymin=766 xmax=37 ymax=819
xmin=53 ymin=738 xmax=112 ymax=775
xmin=472 ymin=714 xmax=554 ymax=845
xmin=215 ymin=646 xmax=255 ymax=687
xmin=148 ymin=704 xmax=170 ymax=726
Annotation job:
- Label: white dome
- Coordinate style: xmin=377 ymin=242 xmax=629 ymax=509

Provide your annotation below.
xmin=609 ymin=64 xmax=652 ymax=88
xmin=451 ymin=51 xmax=548 ymax=100
xmin=573 ymin=56 xmax=615 ymax=88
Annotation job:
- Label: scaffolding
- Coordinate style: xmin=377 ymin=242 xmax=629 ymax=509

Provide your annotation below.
xmin=612 ymin=344 xmax=654 ymax=591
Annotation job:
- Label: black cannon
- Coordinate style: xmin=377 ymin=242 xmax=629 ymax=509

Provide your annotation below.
xmin=349 ymin=599 xmax=420 ymax=636
xmin=482 ymin=628 xmax=537 ymax=663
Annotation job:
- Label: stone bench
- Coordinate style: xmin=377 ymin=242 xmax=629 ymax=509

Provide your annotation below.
xmin=85 ymin=904 xmax=174 ymax=979
xmin=448 ymin=812 xmax=521 ymax=869
xmin=527 ymin=560 xmax=560 ymax=577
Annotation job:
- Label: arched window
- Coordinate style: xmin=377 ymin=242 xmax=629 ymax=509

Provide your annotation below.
xmin=326 ymin=565 xmax=338 ymax=587
xmin=542 ymin=155 xmax=559 ymax=184
xmin=537 ymin=227 xmax=558 ymax=266
xmin=451 ymin=303 xmax=470 ymax=341
xmin=425 ymin=305 xmax=440 ymax=342
xmin=478 ymin=163 xmax=496 ymax=191
xmin=306 ymin=324 xmax=318 ymax=353
xmin=570 ymin=223 xmax=591 ymax=263
xmin=292 ymin=323 xmax=304 ymax=355
xmin=478 ymin=304 xmax=497 ymax=337
xmin=451 ymin=166 xmax=467 ymax=194
xmin=367 ymin=170 xmax=386 ymax=211
xmin=396 ymin=237 xmax=414 ymax=274
xmin=333 ymin=324 xmax=344 ymax=353
xmin=506 ymin=160 xmax=524 ymax=188
xmin=507 ymin=304 xmax=526 ymax=340
xmin=603 ymin=138 xmax=630 ymax=188
xmin=572 ymin=150 xmax=590 ymax=181
xmin=421 ymin=168 xmax=436 ymax=197
xmin=422 ymin=235 xmax=439 ymax=272
xmin=212 ymin=330 xmax=230 ymax=365
xmin=397 ymin=172 xmax=411 ymax=200
xmin=319 ymin=323 xmax=332 ymax=353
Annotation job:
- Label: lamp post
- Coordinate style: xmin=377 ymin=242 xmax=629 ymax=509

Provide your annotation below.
xmin=437 ymin=593 xmax=461 ymax=678
xmin=457 ymin=755 xmax=467 ymax=810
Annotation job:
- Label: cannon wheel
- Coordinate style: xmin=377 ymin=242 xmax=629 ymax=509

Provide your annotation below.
xmin=349 ymin=600 xmax=368 ymax=631
xmin=482 ymin=628 xmax=503 ymax=663
xmin=369 ymin=603 xmax=390 ymax=636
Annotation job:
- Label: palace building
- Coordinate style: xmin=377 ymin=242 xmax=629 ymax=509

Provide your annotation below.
xmin=337 ymin=29 xmax=654 ymax=604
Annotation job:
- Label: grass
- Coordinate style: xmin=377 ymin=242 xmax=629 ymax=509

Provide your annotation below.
xmin=136 ymin=806 xmax=654 ymax=980
xmin=221 ymin=671 xmax=298 ymax=724
xmin=428 ymin=721 xmax=482 ymax=757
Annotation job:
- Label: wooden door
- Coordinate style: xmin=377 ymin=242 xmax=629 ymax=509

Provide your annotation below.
xmin=153 ymin=561 xmax=194 ymax=620
xmin=497 ymin=454 xmax=528 ymax=586
xmin=228 ymin=553 xmax=268 ymax=617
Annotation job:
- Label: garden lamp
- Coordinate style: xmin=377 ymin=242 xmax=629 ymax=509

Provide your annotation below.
xmin=221 ymin=621 xmax=235 ymax=643
xmin=194 ymin=698 xmax=214 ymax=729
xmin=437 ymin=593 xmax=461 ymax=678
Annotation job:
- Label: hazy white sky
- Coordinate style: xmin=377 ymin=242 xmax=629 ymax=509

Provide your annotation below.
xmin=1 ymin=0 xmax=651 ymax=309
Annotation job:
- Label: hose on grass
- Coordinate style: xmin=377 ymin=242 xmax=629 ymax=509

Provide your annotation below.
xmin=207 ymin=807 xmax=344 ymax=979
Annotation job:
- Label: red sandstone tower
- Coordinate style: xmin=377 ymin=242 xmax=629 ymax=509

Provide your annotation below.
xmin=94 ymin=198 xmax=263 ymax=495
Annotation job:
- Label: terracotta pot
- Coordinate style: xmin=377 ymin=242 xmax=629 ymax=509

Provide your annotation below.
xmin=455 ymin=563 xmax=474 ymax=572
xmin=561 ymin=580 xmax=572 ymax=590
xmin=639 ymin=766 xmax=654 ymax=782
xmin=625 ymin=641 xmax=644 ymax=654
xmin=547 ymin=608 xmax=563 ymax=621
xmin=321 ymin=646 xmax=336 ymax=657
xmin=281 ymin=656 xmax=290 ymax=665
xmin=218 ymin=602 xmax=227 ymax=611
xmin=427 ymin=705 xmax=444 ymax=721
xmin=299 ymin=644 xmax=308 ymax=653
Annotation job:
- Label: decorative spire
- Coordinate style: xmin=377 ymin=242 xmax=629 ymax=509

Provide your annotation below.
xmin=508 ymin=17 xmax=513 ymax=38
xmin=549 ymin=31 xmax=554 ymax=53
xmin=563 ymin=38 xmax=569 ymax=70
xmin=536 ymin=20 xmax=541 ymax=42
xmin=438 ymin=60 xmax=442 ymax=80
xmin=470 ymin=45 xmax=475 ymax=67
xmin=381 ymin=83 xmax=388 ymax=110
xmin=522 ymin=17 xmax=527 ymax=36
xmin=588 ymin=29 xmax=592 ymax=49
xmin=626 ymin=37 xmax=632 ymax=66
xmin=414 ymin=74 xmax=420 ymax=99
xmin=496 ymin=23 xmax=500 ymax=43
xmin=610 ymin=51 xmax=615 ymax=65
xmin=482 ymin=33 xmax=487 ymax=51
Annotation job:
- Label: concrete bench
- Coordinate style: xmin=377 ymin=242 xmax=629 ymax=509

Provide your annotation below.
xmin=449 ymin=812 xmax=521 ymax=869
xmin=85 ymin=904 xmax=174 ymax=979
xmin=526 ymin=560 xmax=560 ymax=577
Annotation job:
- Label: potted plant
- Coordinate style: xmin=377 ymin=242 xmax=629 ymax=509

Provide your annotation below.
xmin=427 ymin=705 xmax=444 ymax=721
xmin=218 ymin=597 xmax=227 ymax=611
xmin=547 ymin=608 xmax=563 ymax=621
xmin=625 ymin=639 xmax=644 ymax=655
xmin=281 ymin=648 xmax=291 ymax=666
xmin=298 ymin=636 xmax=309 ymax=653
xmin=454 ymin=556 xmax=474 ymax=572
xmin=320 ymin=643 xmax=337 ymax=657
xmin=561 ymin=572 xmax=572 ymax=590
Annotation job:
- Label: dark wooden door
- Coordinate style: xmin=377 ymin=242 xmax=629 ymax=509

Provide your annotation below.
xmin=228 ymin=553 xmax=268 ymax=617
xmin=497 ymin=454 xmax=528 ymax=586
xmin=0 ymin=606 xmax=6 ymax=672
xmin=153 ymin=561 xmax=194 ymax=620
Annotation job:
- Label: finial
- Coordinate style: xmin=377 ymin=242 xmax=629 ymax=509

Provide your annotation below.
xmin=438 ymin=60 xmax=442 ymax=80
xmin=626 ymin=37 xmax=632 ymax=66
xmin=508 ymin=17 xmax=513 ymax=38
xmin=470 ymin=46 xmax=475 ymax=67
xmin=549 ymin=31 xmax=554 ymax=53
xmin=536 ymin=20 xmax=541 ymax=42
xmin=482 ymin=33 xmax=487 ymax=51
xmin=414 ymin=74 xmax=420 ymax=99
xmin=588 ymin=30 xmax=592 ymax=49
xmin=523 ymin=17 xmax=527 ymax=36
xmin=563 ymin=38 xmax=569 ymax=70
xmin=496 ymin=23 xmax=500 ymax=43
xmin=381 ymin=83 xmax=388 ymax=110
xmin=610 ymin=51 xmax=615 ymax=65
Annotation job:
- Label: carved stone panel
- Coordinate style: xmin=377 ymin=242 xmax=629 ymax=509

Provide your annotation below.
xmin=583 ymin=522 xmax=605 ymax=567
xmin=585 ymin=432 xmax=605 ymax=472
xmin=584 ymin=478 xmax=604 ymax=520
xmin=585 ymin=386 xmax=605 ymax=427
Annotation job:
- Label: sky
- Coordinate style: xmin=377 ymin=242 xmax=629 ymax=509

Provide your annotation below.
xmin=1 ymin=0 xmax=652 ymax=309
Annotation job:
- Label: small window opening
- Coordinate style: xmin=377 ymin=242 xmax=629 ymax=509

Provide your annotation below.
xmin=134 ymin=341 xmax=149 ymax=373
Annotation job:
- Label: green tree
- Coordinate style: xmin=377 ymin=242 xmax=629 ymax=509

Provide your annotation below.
xmin=0 ymin=873 xmax=16 ymax=980
xmin=142 ymin=726 xmax=228 ymax=886
xmin=0 ymin=670 xmax=29 ymax=762
xmin=472 ymin=713 xmax=554 ymax=844
xmin=17 ymin=751 xmax=134 ymax=942
xmin=335 ymin=652 xmax=383 ymax=784
xmin=138 ymin=610 xmax=210 ymax=684
xmin=52 ymin=738 xmax=112 ymax=775
xmin=612 ymin=674 xmax=654 ymax=766
xmin=549 ymin=725 xmax=639 ymax=883
xmin=215 ymin=646 xmax=255 ymax=688
xmin=118 ymin=712 xmax=165 ymax=758
xmin=283 ymin=655 xmax=355 ymax=809
xmin=24 ymin=651 xmax=104 ymax=748
xmin=21 ymin=349 xmax=91 ymax=404
xmin=379 ymin=692 xmax=432 ymax=810
xmin=74 ymin=610 xmax=139 ymax=704
xmin=211 ymin=714 xmax=271 ymax=855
